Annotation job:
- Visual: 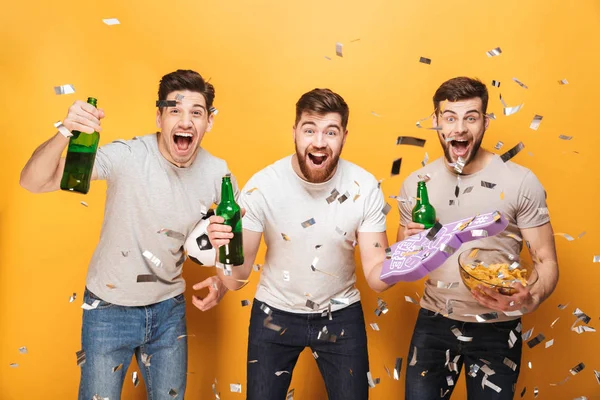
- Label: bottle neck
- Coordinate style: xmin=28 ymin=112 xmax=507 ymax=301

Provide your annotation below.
xmin=417 ymin=182 xmax=430 ymax=205
xmin=221 ymin=177 xmax=235 ymax=202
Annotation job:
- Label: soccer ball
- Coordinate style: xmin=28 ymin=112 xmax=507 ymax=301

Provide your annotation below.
xmin=185 ymin=209 xmax=216 ymax=266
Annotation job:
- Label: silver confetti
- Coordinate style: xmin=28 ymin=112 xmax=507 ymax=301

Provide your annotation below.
xmin=175 ymin=93 xmax=185 ymax=101
xmin=132 ymin=371 xmax=139 ymax=387
xmin=281 ymin=233 xmax=291 ymax=241
xmin=463 ymin=186 xmax=474 ymax=194
xmin=529 ymin=115 xmax=543 ymax=131
xmin=526 ymin=333 xmax=546 ymax=348
xmin=142 ymin=250 xmax=162 ymax=268
xmin=545 ymin=339 xmax=555 ymax=348
xmin=54 ymin=84 xmax=75 ymax=95
xmin=137 ymin=274 xmax=158 ymax=283
xmin=169 ymin=388 xmax=178 ymax=398
xmin=286 ymin=389 xmax=295 ymax=400
xmin=263 ymin=315 xmax=282 ymax=332
xmin=241 ymin=300 xmax=250 ymax=307
xmin=367 ymin=371 xmax=378 ymax=388
xmin=312 ymin=351 xmax=319 ymax=359
xmin=522 ymin=328 xmax=534 ymax=341
xmin=230 ymin=383 xmax=242 ymax=393
xmin=409 ymin=346 xmax=417 ymax=366
xmin=481 ymin=181 xmax=496 ymax=189
xmin=594 ymin=255 xmax=600 ymax=263
xmin=482 ymin=375 xmax=502 ymax=393
xmin=475 ymin=312 xmax=499 ymax=322
xmin=419 ymin=56 xmax=431 ymax=65
xmin=513 ymin=77 xmax=529 ymax=89
xmin=504 ymin=104 xmax=524 ymax=116
xmin=492 ymin=80 xmax=501 ymax=87
xmin=594 ymin=370 xmax=600 ymax=384
xmin=396 ymin=136 xmax=426 ymax=147
xmin=81 ymin=201 xmax=88 ymax=207
xmin=405 ymin=295 xmax=418 ymax=305
xmin=112 ymin=363 xmax=123 ymax=373
xmin=337 ymin=192 xmax=349 ymax=204
xmin=141 ymin=353 xmax=152 ymax=367
xmin=76 ymin=350 xmax=86 ymax=367
xmin=421 ymin=152 xmax=429 ymax=167
xmin=559 ymin=79 xmax=569 ymax=85
xmin=435 ymin=281 xmax=459 ymax=289
xmin=370 ymin=323 xmax=380 ymax=331
xmin=570 ymin=362 xmax=585 ymax=375
xmin=336 ymin=42 xmax=343 ymax=57
xmin=503 ymin=357 xmax=517 ymax=371
xmin=18 ymin=346 xmax=27 ymax=354
xmin=471 ymin=229 xmax=489 ymax=238
xmin=283 ymin=271 xmax=290 ymax=282
xmin=102 ymin=18 xmax=120 ymax=25
xmin=306 ymin=299 xmax=319 ymax=310
xmin=559 ymin=134 xmax=573 ymax=140
xmin=394 ymin=358 xmax=402 ymax=380
xmin=330 ymin=297 xmax=350 ymax=305
xmin=157 ymin=229 xmax=185 ymax=241
xmin=9 ymin=363 xmax=18 ymax=368
xmin=301 ymin=218 xmax=316 ymax=228
xmin=382 ymin=202 xmax=392 ymax=215
xmin=486 ymin=47 xmax=502 ymax=57
xmin=487 ymin=112 xmax=496 ymax=120
xmin=326 ymin=189 xmax=340 ymax=204
xmin=69 ymin=293 xmax=77 ymax=303
xmin=494 ymin=141 xmax=504 ymax=150
xmin=81 ymin=299 xmax=101 ymax=310
xmin=500 ymin=142 xmax=525 ymax=162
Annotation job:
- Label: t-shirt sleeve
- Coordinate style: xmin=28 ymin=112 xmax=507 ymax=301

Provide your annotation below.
xmin=357 ymin=183 xmax=387 ymax=233
xmin=239 ymin=177 xmax=266 ymax=233
xmin=397 ymin=179 xmax=413 ymax=227
xmin=516 ymin=170 xmax=550 ymax=229
xmin=95 ymin=140 xmax=133 ymax=181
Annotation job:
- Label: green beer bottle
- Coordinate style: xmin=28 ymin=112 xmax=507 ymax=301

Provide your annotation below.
xmin=60 ymin=97 xmax=100 ymax=194
xmin=412 ymin=180 xmax=436 ymax=228
xmin=216 ymin=175 xmax=244 ymax=266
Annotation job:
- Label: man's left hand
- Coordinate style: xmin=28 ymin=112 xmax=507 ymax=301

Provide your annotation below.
xmin=192 ymin=275 xmax=228 ymax=311
xmin=471 ymin=283 xmax=538 ymax=314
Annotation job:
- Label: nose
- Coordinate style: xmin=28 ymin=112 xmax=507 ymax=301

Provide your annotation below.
xmin=179 ymin=111 xmax=193 ymax=129
xmin=454 ymin=119 xmax=468 ymax=135
xmin=313 ymin=132 xmax=326 ymax=148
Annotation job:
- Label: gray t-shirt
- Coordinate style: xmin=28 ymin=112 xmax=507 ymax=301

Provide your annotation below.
xmin=398 ymin=155 xmax=550 ymax=322
xmin=240 ymin=156 xmax=387 ymax=313
xmin=87 ymin=134 xmax=232 ymax=306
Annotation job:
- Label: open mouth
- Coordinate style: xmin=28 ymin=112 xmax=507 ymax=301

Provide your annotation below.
xmin=173 ymin=132 xmax=194 ymax=153
xmin=450 ymin=139 xmax=470 ymax=158
xmin=307 ymin=152 xmax=329 ymax=167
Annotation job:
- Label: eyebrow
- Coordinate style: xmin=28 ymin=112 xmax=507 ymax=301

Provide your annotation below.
xmin=173 ymin=102 xmax=207 ymax=111
xmin=442 ymin=109 xmax=481 ymax=116
xmin=300 ymin=121 xmax=341 ymax=130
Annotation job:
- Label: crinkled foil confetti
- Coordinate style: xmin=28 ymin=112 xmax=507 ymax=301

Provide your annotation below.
xmin=409 ymin=347 xmax=418 ymax=366
xmin=397 ymin=136 xmax=426 ymax=147
xmin=529 ymin=115 xmax=543 ymax=131
xmin=500 ymin=142 xmax=525 ymax=162
xmin=336 ymin=42 xmax=343 ymax=57
xmin=486 ymin=47 xmax=502 ymax=57
xmin=475 ymin=312 xmax=498 ymax=322
xmin=132 ymin=371 xmax=139 ymax=387
xmin=81 ymin=300 xmax=100 ymax=310
xmin=18 ymin=346 xmax=27 ymax=354
xmin=286 ymin=389 xmax=295 ymax=400
xmin=158 ymin=229 xmax=185 ymax=241
xmin=512 ymin=78 xmax=529 ymax=89
xmin=331 ymin=297 xmax=350 ymax=305
xmin=421 ymin=152 xmax=429 ymax=167
xmin=76 ymin=350 xmax=86 ymax=366
xmin=212 ymin=379 xmax=221 ymax=399
xmin=230 ymin=383 xmax=242 ymax=393
xmin=405 ymin=295 xmax=419 ymax=305
xmin=382 ymin=202 xmax=392 ymax=215
xmin=367 ymin=371 xmax=379 ymax=388
xmin=482 ymin=374 xmax=502 ymax=393
xmin=241 ymin=300 xmax=250 ymax=307
xmin=54 ymin=84 xmax=75 ymax=95
xmin=9 ymin=363 xmax=18 ymax=368
xmin=526 ymin=333 xmax=546 ymax=348
xmin=102 ymin=18 xmax=120 ymax=25
xmin=503 ymin=357 xmax=517 ymax=371
xmin=435 ymin=280 xmax=459 ymax=289
xmin=301 ymin=218 xmax=316 ymax=228
xmin=451 ymin=326 xmax=473 ymax=342
xmin=426 ymin=222 xmax=443 ymax=241
xmin=593 ymin=255 xmax=600 ymax=263
xmin=141 ymin=353 xmax=152 ymax=367
xmin=391 ymin=158 xmax=402 ymax=176
xmin=69 ymin=292 xmax=77 ymax=303
xmin=169 ymin=388 xmax=178 ymax=398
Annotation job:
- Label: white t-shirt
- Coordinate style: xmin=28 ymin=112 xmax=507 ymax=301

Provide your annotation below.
xmin=240 ymin=155 xmax=387 ymax=313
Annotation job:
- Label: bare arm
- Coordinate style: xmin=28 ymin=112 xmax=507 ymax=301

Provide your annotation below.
xmin=357 ymin=231 xmax=393 ymax=293
xmin=19 ymin=100 xmax=103 ymax=193
xmin=521 ymin=222 xmax=559 ymax=307
xmin=208 ymin=213 xmax=263 ymax=290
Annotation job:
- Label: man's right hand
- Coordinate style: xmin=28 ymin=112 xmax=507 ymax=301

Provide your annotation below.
xmin=206 ymin=208 xmax=246 ymax=249
xmin=403 ymin=222 xmax=426 ymax=238
xmin=63 ymin=100 xmax=105 ymax=134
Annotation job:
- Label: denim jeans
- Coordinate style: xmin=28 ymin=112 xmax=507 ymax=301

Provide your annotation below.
xmin=78 ymin=288 xmax=187 ymax=400
xmin=247 ymin=299 xmax=370 ymax=400
xmin=406 ymin=308 xmax=522 ymax=400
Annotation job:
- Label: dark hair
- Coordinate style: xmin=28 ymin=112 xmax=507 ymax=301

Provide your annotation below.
xmin=295 ymin=89 xmax=349 ymax=130
xmin=433 ymin=77 xmax=488 ymax=116
xmin=157 ymin=70 xmax=215 ymax=114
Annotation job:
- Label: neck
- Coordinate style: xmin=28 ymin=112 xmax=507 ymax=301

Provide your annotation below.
xmin=445 ymin=148 xmax=493 ymax=175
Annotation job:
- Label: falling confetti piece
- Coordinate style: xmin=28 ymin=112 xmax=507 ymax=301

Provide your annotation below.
xmin=286 ymin=389 xmax=295 ymax=400
xmin=157 ymin=228 xmax=185 ymax=241
xmin=230 ymin=384 xmax=242 ymax=393
xmin=301 ymin=218 xmax=316 ymax=228
xmin=492 ymin=80 xmax=501 ymax=87
xmin=570 ymin=362 xmax=585 ymax=375
xmin=141 ymin=353 xmax=152 ymax=367
xmin=494 ymin=141 xmax=504 ymax=150
xmin=132 ymin=371 xmax=139 ymax=387
xmin=551 ymin=317 xmax=560 ymax=328
xmin=419 ymin=56 xmax=431 ymax=65
xmin=554 ymin=232 xmax=575 ymax=241
xmin=558 ymin=134 xmax=573 ymax=140
xmin=513 ymin=77 xmax=529 ymax=89
xmin=500 ymin=142 xmax=525 ymax=162
xmin=241 ymin=300 xmax=250 ymax=307
xmin=545 ymin=339 xmax=554 ymax=348
xmin=281 ymin=233 xmax=291 ymax=241
xmin=559 ymin=79 xmax=569 ymax=85
xmin=137 ymin=274 xmax=158 ymax=283
xmin=69 ymin=293 xmax=77 ymax=303
xmin=112 ymin=363 xmax=123 ymax=373
xmin=405 ymin=295 xmax=418 ymax=305
xmin=486 ymin=47 xmax=502 ymax=57
xmin=396 ymin=136 xmax=426 ymax=147
xmin=275 ymin=370 xmax=290 ymax=376
xmin=594 ymin=255 xmax=600 ymax=263
xmin=421 ymin=152 xmax=429 ymax=167
xmin=391 ymin=158 xmax=402 ymax=176
xmin=102 ymin=18 xmax=120 ymax=25
xmin=336 ymin=42 xmax=343 ymax=57
xmin=370 ymin=323 xmax=380 ymax=331
xmin=526 ymin=333 xmax=546 ymax=348
xmin=529 ymin=115 xmax=543 ymax=131
xmin=80 ymin=201 xmax=88 ymax=207
xmin=81 ymin=300 xmax=101 ymax=310
xmin=9 ymin=363 xmax=18 ymax=368
xmin=169 ymin=388 xmax=178 ymax=398
xmin=156 ymin=100 xmax=177 ymax=107
xmin=54 ymin=84 xmax=75 ymax=95
xmin=371 ymin=111 xmax=381 ymax=117
xmin=76 ymin=350 xmax=86 ymax=367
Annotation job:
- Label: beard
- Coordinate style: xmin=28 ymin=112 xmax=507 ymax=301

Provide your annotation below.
xmin=295 ymin=144 xmax=341 ymax=183
xmin=440 ymin=129 xmax=485 ymax=172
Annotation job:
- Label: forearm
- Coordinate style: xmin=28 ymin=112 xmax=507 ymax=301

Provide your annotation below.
xmin=530 ymin=260 xmax=559 ymax=307
xmin=20 ymin=132 xmax=69 ymax=193
xmin=365 ymin=261 xmax=393 ymax=293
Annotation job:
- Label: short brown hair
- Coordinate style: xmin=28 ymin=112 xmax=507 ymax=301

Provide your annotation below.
xmin=295 ymin=89 xmax=349 ymax=130
xmin=433 ymin=77 xmax=488 ymax=116
xmin=158 ymin=70 xmax=215 ymax=114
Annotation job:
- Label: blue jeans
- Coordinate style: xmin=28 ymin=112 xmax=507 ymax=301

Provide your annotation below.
xmin=78 ymin=288 xmax=187 ymax=400
xmin=247 ymin=299 xmax=370 ymax=400
xmin=406 ymin=308 xmax=522 ymax=400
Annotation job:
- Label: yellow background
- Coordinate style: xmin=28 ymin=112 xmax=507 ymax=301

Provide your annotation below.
xmin=1 ymin=0 xmax=600 ymax=398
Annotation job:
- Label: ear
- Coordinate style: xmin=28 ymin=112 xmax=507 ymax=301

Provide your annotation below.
xmin=292 ymin=125 xmax=296 ymax=141
xmin=484 ymin=114 xmax=490 ymax=130
xmin=156 ymin=109 xmax=162 ymax=130
xmin=432 ymin=113 xmax=439 ymax=129
xmin=342 ymin=129 xmax=348 ymax=146
xmin=206 ymin=113 xmax=215 ymax=132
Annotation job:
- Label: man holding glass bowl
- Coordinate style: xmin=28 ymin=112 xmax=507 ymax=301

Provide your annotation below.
xmin=396 ymin=77 xmax=559 ymax=400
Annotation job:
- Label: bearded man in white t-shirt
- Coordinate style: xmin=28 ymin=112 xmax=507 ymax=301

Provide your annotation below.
xmin=203 ymin=88 xmax=392 ymax=399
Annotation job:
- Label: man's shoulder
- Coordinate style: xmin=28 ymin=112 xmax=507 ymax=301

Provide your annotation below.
xmin=401 ymin=157 xmax=446 ymax=187
xmin=338 ymin=158 xmax=380 ymax=187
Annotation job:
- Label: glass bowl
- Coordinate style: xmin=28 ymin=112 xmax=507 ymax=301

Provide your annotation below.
xmin=458 ymin=248 xmax=538 ymax=296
